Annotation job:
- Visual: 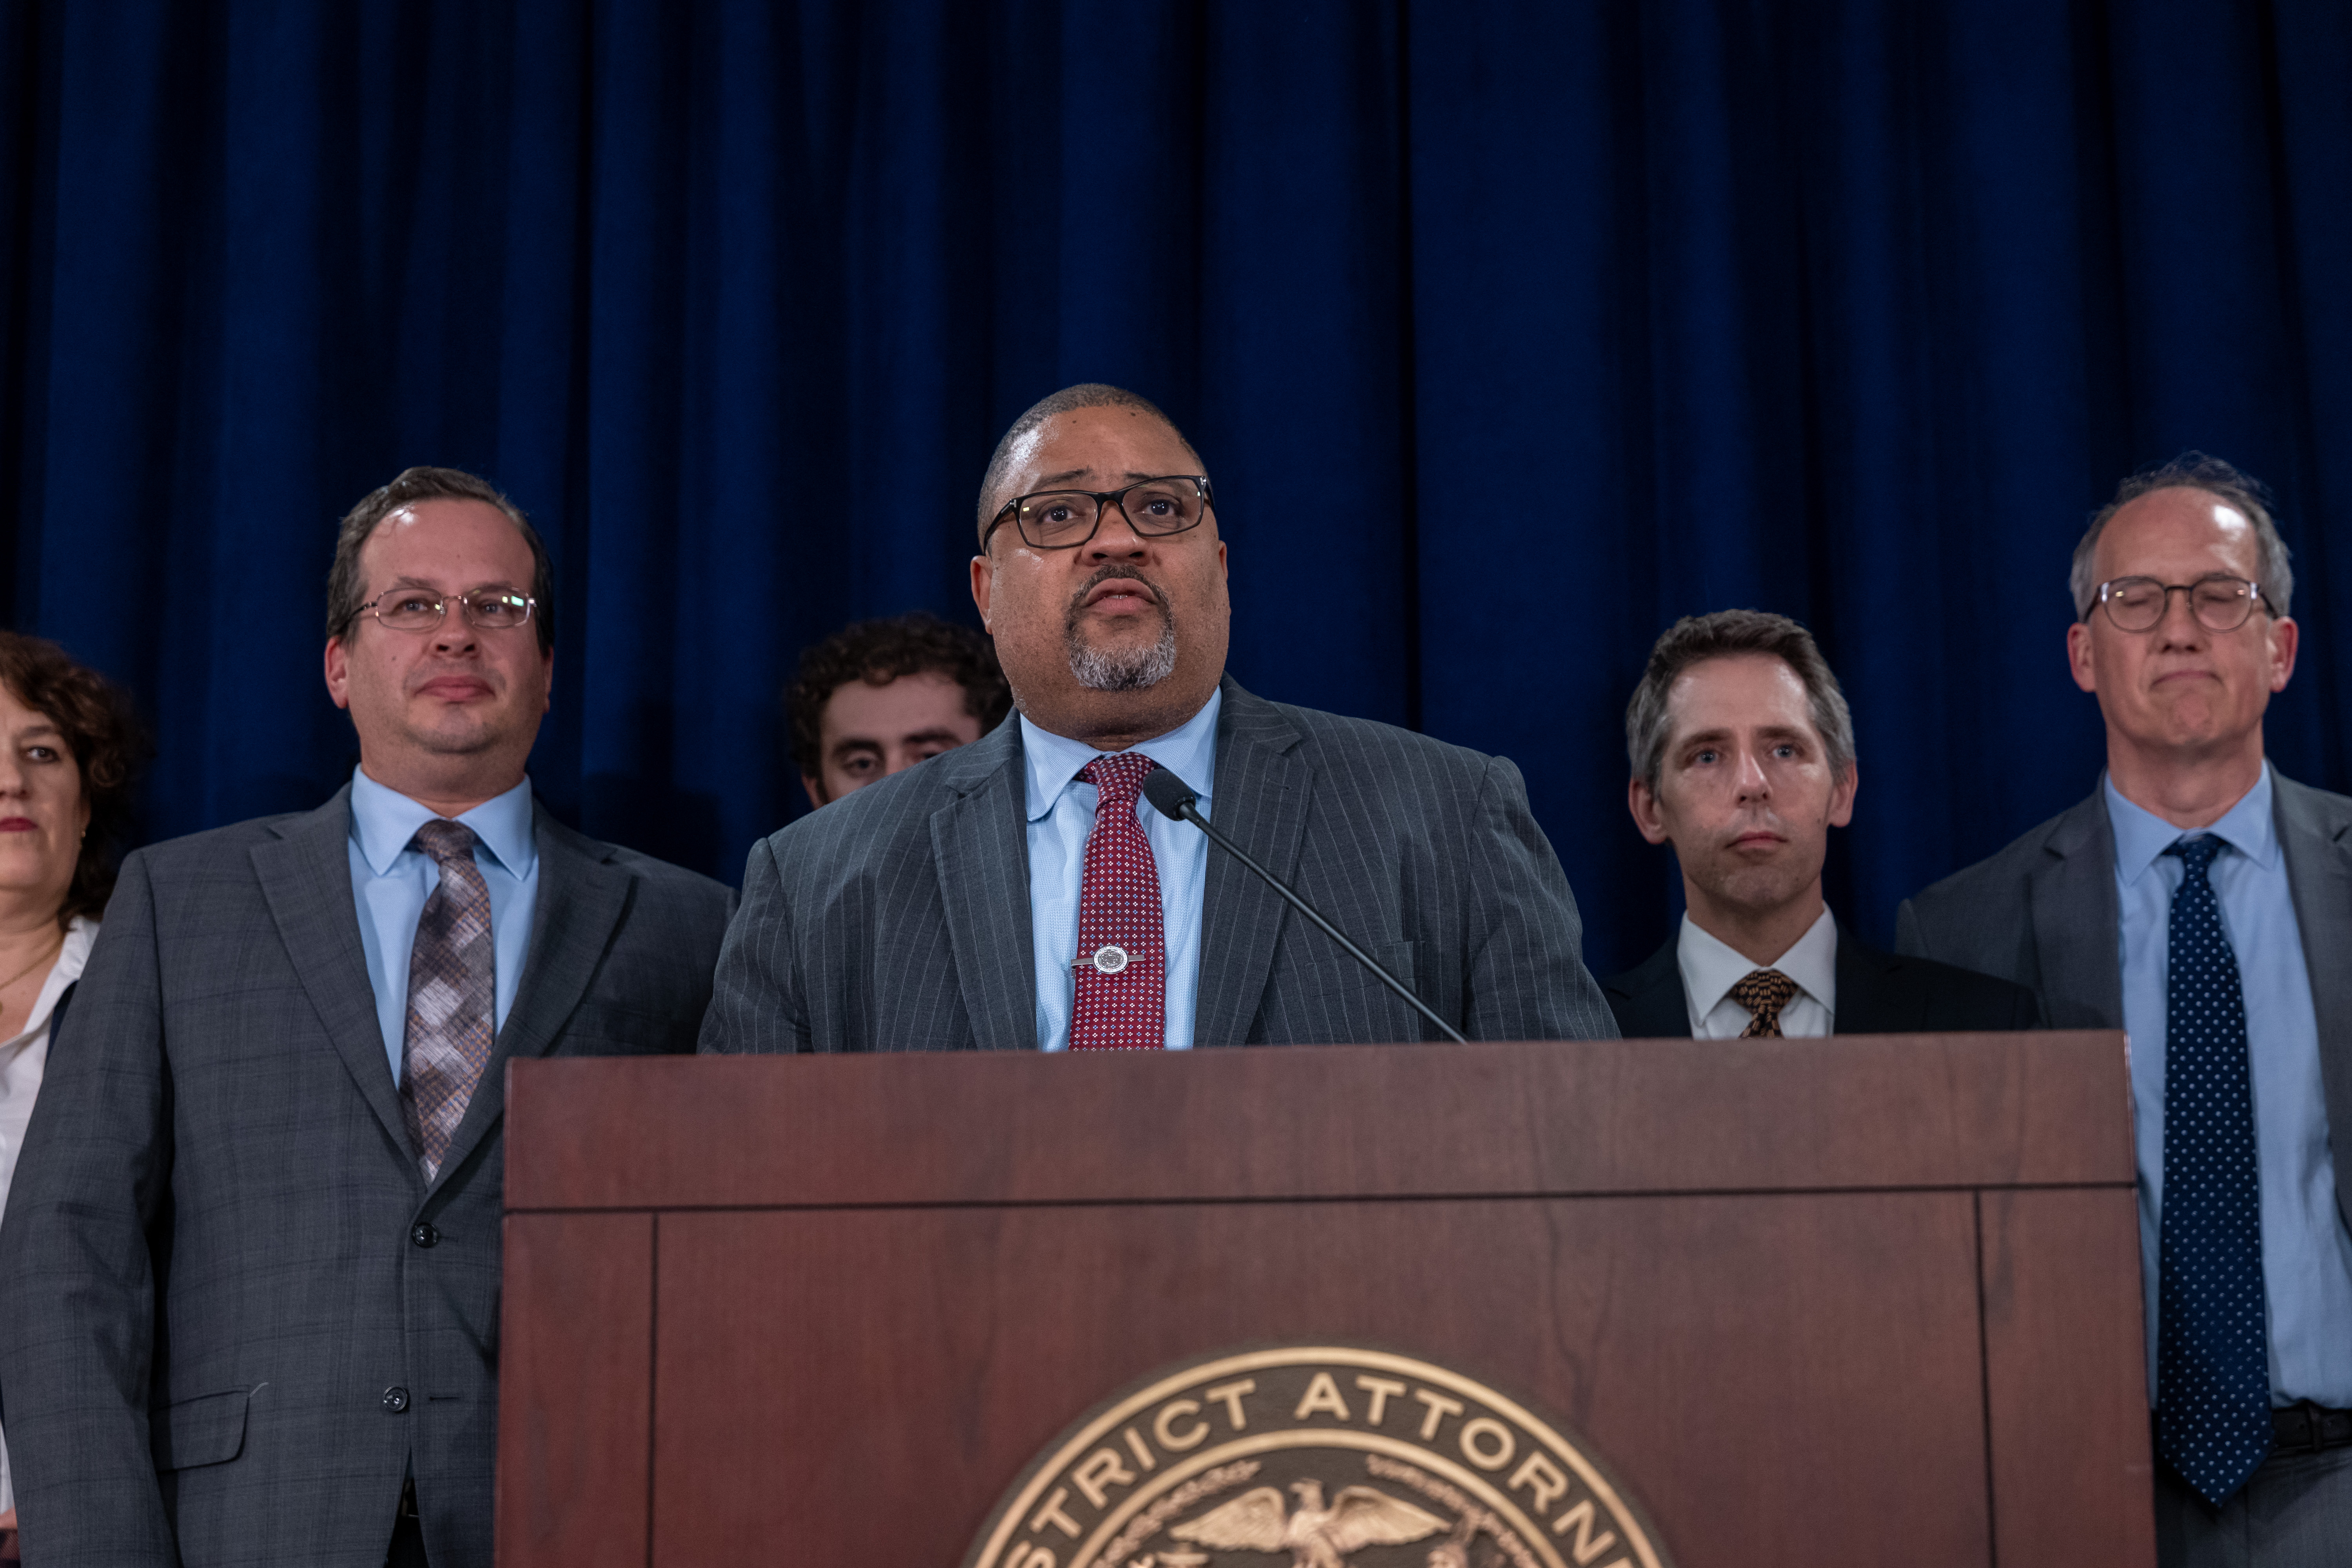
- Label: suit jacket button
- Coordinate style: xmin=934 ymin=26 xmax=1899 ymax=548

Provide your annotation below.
xmin=410 ymin=1223 xmax=439 ymax=1249
xmin=383 ymin=1386 xmax=410 ymax=1414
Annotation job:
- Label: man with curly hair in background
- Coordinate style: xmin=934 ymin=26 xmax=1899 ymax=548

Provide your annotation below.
xmin=786 ymin=612 xmax=1012 ymax=809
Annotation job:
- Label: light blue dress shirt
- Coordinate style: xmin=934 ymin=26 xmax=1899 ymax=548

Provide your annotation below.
xmin=347 ymin=767 xmax=541 ymax=1086
xmin=1022 ymin=688 xmax=1221 ymax=1053
xmin=2110 ymin=765 xmax=2352 ymax=1407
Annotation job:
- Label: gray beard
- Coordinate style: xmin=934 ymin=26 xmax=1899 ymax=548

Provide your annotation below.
xmin=1067 ymin=618 xmax=1178 ymax=691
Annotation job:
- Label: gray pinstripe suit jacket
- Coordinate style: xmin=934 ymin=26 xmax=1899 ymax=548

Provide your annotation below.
xmin=699 ymin=678 xmax=1616 ymax=1053
xmin=0 ymin=787 xmax=733 ymax=1568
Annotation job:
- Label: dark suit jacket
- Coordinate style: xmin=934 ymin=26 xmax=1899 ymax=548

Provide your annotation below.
xmin=0 ymin=788 xmax=733 ymax=1568
xmin=1896 ymin=769 xmax=2352 ymax=1229
xmin=1601 ymin=921 xmax=2042 ymax=1038
xmin=699 ymin=677 xmax=1617 ymax=1052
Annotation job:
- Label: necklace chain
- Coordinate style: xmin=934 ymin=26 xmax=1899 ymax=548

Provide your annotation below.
xmin=0 ymin=931 xmax=65 ymax=996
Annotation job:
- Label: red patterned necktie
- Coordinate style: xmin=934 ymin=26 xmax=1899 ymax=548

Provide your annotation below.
xmin=402 ymin=820 xmax=496 ymax=1179
xmin=1071 ymin=752 xmax=1166 ymax=1051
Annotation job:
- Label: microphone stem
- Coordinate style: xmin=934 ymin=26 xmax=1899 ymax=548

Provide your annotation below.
xmin=1174 ymin=801 xmax=1468 ymax=1045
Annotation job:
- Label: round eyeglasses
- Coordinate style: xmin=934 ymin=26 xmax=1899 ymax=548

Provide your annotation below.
xmin=2094 ymin=574 xmax=2272 ymax=633
xmin=982 ymin=475 xmax=1214 ymax=551
xmin=354 ymin=586 xmax=536 ymax=634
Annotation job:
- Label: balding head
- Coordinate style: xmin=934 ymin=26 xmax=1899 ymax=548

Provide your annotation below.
xmin=967 ymin=387 xmax=1229 ymax=749
xmin=975 ymin=383 xmax=1205 ymax=540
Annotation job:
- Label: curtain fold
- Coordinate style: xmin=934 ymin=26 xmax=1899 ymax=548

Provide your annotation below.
xmin=2 ymin=0 xmax=2344 ymax=976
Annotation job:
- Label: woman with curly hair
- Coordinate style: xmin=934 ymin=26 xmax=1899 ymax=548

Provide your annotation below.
xmin=0 ymin=631 xmax=145 ymax=1552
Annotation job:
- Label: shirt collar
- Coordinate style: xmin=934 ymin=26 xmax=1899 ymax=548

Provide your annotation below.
xmin=348 ymin=766 xmax=538 ymax=879
xmin=1020 ymin=687 xmax=1223 ymax=824
xmin=0 ymin=914 xmax=98 ymax=1056
xmin=1677 ymin=905 xmax=1839 ymax=1018
xmin=2103 ymin=762 xmax=2278 ymax=886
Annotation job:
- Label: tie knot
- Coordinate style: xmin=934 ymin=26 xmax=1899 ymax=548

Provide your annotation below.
xmin=411 ymin=818 xmax=480 ymax=868
xmin=1080 ymin=751 xmax=1158 ymax=806
xmin=2165 ymin=834 xmax=2225 ymax=878
xmin=1728 ymin=968 xmax=1800 ymax=1037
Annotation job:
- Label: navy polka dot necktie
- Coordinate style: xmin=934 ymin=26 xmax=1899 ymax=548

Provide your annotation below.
xmin=2155 ymin=833 xmax=2272 ymax=1506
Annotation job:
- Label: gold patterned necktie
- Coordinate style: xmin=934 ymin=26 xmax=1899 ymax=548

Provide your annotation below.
xmin=1728 ymin=968 xmax=1799 ymax=1038
xmin=402 ymin=820 xmax=496 ymax=1181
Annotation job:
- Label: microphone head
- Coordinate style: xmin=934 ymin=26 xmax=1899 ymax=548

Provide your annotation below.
xmin=1142 ymin=766 xmax=1198 ymax=821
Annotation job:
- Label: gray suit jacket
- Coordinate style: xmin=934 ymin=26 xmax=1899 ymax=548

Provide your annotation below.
xmin=0 ymin=788 xmax=733 ymax=1568
xmin=699 ymin=678 xmax=1615 ymax=1052
xmin=1895 ymin=769 xmax=2352 ymax=1227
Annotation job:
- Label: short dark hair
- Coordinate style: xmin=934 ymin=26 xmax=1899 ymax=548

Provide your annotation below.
xmin=325 ymin=466 xmax=555 ymax=655
xmin=1625 ymin=610 xmax=1856 ymax=791
xmin=786 ymin=613 xmax=1013 ymax=779
xmin=0 ymin=633 xmax=150 ymax=926
xmin=2069 ymin=452 xmax=2293 ymax=619
xmin=975 ymin=383 xmax=1205 ymax=541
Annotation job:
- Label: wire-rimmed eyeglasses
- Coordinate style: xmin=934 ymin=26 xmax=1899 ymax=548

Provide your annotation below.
xmin=2094 ymin=574 xmax=2273 ymax=633
xmin=352 ymin=586 xmax=536 ymax=634
xmin=981 ymin=475 xmax=1214 ymax=551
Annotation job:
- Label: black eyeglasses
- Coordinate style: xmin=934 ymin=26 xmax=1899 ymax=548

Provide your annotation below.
xmin=2094 ymin=574 xmax=2273 ymax=633
xmin=982 ymin=475 xmax=1215 ymax=551
xmin=352 ymin=586 xmax=536 ymax=634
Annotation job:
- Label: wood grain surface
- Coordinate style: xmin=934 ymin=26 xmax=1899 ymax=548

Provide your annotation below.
xmin=650 ymin=1194 xmax=1991 ymax=1566
xmin=1979 ymin=1187 xmax=2159 ymax=1563
xmin=505 ymin=1033 xmax=2134 ymax=1212
xmin=497 ymin=1212 xmax=654 ymax=1568
xmin=495 ymin=1035 xmax=2150 ymax=1568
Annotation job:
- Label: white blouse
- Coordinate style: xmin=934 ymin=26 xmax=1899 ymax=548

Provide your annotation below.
xmin=0 ymin=914 xmax=98 ymax=1517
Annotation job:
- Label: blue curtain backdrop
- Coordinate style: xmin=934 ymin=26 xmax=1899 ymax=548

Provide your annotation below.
xmin=2 ymin=0 xmax=2349 ymax=978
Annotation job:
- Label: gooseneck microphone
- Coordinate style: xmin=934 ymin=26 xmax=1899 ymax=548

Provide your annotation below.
xmin=1140 ymin=767 xmax=1468 ymax=1045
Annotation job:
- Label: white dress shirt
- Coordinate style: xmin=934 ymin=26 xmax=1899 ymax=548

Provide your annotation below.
xmin=0 ymin=914 xmax=98 ymax=1516
xmin=1677 ymin=906 xmax=1838 ymax=1038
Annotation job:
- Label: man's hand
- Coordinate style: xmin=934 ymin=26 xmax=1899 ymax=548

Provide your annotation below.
xmin=0 ymin=1504 xmax=20 ymax=1563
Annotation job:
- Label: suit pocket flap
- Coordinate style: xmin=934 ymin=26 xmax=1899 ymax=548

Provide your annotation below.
xmin=150 ymin=1387 xmax=250 ymax=1471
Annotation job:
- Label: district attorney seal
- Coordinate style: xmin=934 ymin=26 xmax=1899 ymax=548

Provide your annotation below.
xmin=963 ymin=1344 xmax=1671 ymax=1568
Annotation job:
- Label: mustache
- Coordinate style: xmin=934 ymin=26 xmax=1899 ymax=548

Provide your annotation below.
xmin=1064 ymin=563 xmax=1172 ymax=628
xmin=1063 ymin=563 xmax=1178 ymax=692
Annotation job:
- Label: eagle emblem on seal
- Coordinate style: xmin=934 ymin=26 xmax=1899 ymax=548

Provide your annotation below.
xmin=1168 ymin=1477 xmax=1448 ymax=1566
xmin=960 ymin=1344 xmax=1670 ymax=1568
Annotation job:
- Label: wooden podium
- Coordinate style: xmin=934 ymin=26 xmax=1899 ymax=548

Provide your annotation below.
xmin=495 ymin=1034 xmax=2154 ymax=1567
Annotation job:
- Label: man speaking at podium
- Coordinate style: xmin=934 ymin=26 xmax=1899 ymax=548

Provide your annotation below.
xmin=701 ymin=384 xmax=1613 ymax=1053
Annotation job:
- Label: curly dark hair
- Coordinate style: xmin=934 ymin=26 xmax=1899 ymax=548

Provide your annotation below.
xmin=787 ymin=613 xmax=1012 ymax=780
xmin=0 ymin=633 xmax=151 ymax=925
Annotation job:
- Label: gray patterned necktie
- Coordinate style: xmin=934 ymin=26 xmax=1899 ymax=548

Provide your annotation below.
xmin=402 ymin=820 xmax=495 ymax=1181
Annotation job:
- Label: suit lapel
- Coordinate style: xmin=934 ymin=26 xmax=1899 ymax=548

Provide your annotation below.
xmin=1605 ymin=938 xmax=1695 ymax=1038
xmin=931 ymin=722 xmax=1037 ymax=1053
xmin=1194 ymin=680 xmax=1310 ymax=1048
xmin=2027 ymin=791 xmax=2123 ymax=1029
xmin=249 ymin=787 xmax=416 ymax=1171
xmin=433 ymin=804 xmax=632 ymax=1191
xmin=2272 ymin=773 xmax=2352 ymax=1226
